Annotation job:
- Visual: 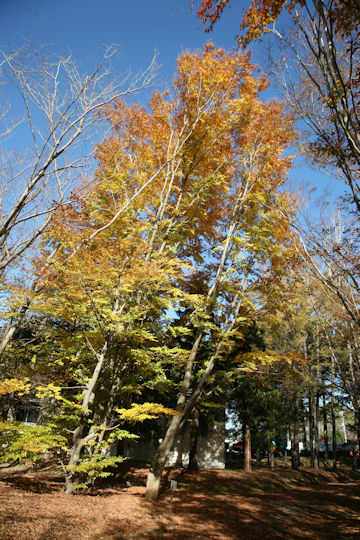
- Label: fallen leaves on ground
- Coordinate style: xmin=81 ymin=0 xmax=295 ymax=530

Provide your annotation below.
xmin=1 ymin=465 xmax=359 ymax=539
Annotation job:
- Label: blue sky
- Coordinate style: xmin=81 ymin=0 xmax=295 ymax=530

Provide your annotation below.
xmin=0 ymin=0 xmax=348 ymax=204
xmin=0 ymin=0 xmax=250 ymax=77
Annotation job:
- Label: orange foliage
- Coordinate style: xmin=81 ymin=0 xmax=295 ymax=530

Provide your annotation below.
xmin=31 ymin=45 xmax=297 ymax=362
xmin=196 ymin=0 xmax=359 ymax=45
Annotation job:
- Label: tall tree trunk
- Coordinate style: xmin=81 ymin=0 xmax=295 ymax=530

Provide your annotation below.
xmin=353 ymin=407 xmax=359 ymax=471
xmin=243 ymin=410 xmax=252 ymax=472
xmin=145 ymin=340 xmax=225 ymax=499
xmin=302 ymin=411 xmax=307 ymax=454
xmin=308 ymin=394 xmax=320 ymax=469
xmin=314 ymin=326 xmax=320 ymax=469
xmin=323 ymin=389 xmax=329 ymax=461
xmin=291 ymin=395 xmax=300 ymax=469
xmin=0 ymin=396 xmax=11 ymax=420
xmin=65 ymin=424 xmax=85 ymax=494
xmin=309 ymin=389 xmax=314 ymax=467
xmin=331 ymin=353 xmax=337 ymax=470
xmin=64 ymin=342 xmax=108 ymax=492
xmin=188 ymin=407 xmax=199 ymax=471
xmin=268 ymin=433 xmax=275 ymax=469
xmin=331 ymin=401 xmax=337 ymax=470
xmin=291 ymin=429 xmax=296 ymax=469
xmin=145 ymin=411 xmax=184 ymax=499
xmin=314 ymin=389 xmax=320 ymax=469
xmin=146 ymin=324 xmax=237 ymax=500
xmin=347 ymin=339 xmax=360 ymax=470
xmin=0 ymin=298 xmax=31 ymax=357
xmin=145 ymin=203 xmax=246 ymax=500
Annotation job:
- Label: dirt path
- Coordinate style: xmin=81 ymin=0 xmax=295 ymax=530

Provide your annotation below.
xmin=0 ymin=467 xmax=359 ymax=539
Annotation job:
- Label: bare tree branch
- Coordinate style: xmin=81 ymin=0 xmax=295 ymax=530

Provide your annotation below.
xmin=0 ymin=42 xmax=159 ymax=277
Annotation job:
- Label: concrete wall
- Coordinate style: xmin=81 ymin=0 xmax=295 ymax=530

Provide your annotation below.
xmin=115 ymin=408 xmax=225 ymax=469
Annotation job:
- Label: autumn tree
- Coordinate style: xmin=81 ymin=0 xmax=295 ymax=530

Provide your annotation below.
xmin=197 ymin=3 xmax=360 ymax=467
xmin=260 ymin=239 xmax=360 ymax=470
xmin=143 ymin=47 xmax=296 ymax=499
xmin=197 ymin=1 xmax=360 ymax=211
xmin=304 ymin=250 xmax=360 ymax=468
xmin=248 ymin=262 xmax=309 ymax=468
xmin=0 ymin=42 xmax=158 ymax=360
xmin=0 ymin=45 xmax=294 ymax=497
xmin=1 ymin=44 xmax=296 ymax=493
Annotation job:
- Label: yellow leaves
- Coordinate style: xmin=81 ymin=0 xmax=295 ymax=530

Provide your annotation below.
xmin=32 ymin=45 xmax=295 ymax=336
xmin=0 ymin=421 xmax=67 ymax=463
xmin=167 ymin=325 xmax=193 ymax=338
xmin=282 ymin=351 xmax=307 ymax=365
xmin=7 ymin=44 xmax=298 ymax=441
xmin=36 ymin=383 xmax=63 ymax=401
xmin=0 ymin=378 xmax=30 ymax=396
xmin=123 ymin=327 xmax=158 ymax=343
xmin=35 ymin=384 xmax=86 ymax=414
xmin=236 ymin=350 xmax=286 ymax=371
xmin=68 ymin=455 xmax=127 ymax=484
xmin=115 ymin=402 xmax=178 ymax=423
xmin=235 ymin=349 xmax=306 ymax=375
xmin=149 ymin=345 xmax=189 ymax=367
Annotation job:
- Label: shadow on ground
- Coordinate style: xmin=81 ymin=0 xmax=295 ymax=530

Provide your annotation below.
xmin=1 ymin=466 xmax=359 ymax=539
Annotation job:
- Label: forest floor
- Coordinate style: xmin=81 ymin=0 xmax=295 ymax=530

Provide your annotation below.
xmin=0 ymin=462 xmax=359 ymax=539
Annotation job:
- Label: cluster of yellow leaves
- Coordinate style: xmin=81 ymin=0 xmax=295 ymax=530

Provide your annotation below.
xmin=0 ymin=421 xmax=67 ymax=463
xmin=115 ymin=402 xmax=178 ymax=423
xmin=69 ymin=455 xmax=126 ymax=478
xmin=35 ymin=383 xmax=63 ymax=401
xmin=236 ymin=350 xmax=305 ymax=373
xmin=0 ymin=378 xmax=30 ymax=396
xmin=36 ymin=44 xmax=295 ymax=321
